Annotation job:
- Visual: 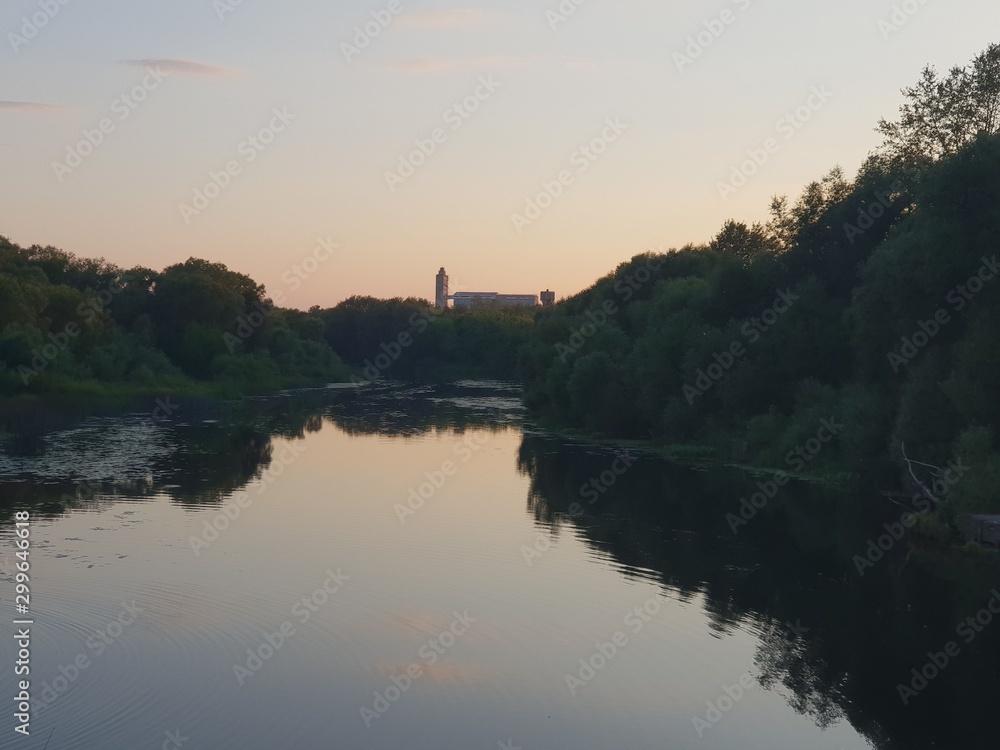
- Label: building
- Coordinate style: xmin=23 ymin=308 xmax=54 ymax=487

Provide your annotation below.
xmin=434 ymin=268 xmax=552 ymax=309
xmin=452 ymin=292 xmax=538 ymax=309
xmin=435 ymin=268 xmax=449 ymax=309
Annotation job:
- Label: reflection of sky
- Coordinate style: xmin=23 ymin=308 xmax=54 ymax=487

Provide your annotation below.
xmin=3 ymin=0 xmax=999 ymax=307
xmin=0 ymin=418 xmax=870 ymax=749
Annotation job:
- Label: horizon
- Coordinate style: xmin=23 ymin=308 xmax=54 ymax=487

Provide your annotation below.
xmin=3 ymin=0 xmax=999 ymax=309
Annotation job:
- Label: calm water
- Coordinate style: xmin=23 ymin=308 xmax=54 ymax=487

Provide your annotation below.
xmin=1 ymin=382 xmax=997 ymax=749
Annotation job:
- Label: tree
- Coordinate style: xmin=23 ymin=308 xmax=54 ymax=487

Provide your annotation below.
xmin=150 ymin=258 xmax=266 ymax=361
xmin=710 ymin=220 xmax=772 ymax=262
xmin=877 ymin=43 xmax=1000 ymax=166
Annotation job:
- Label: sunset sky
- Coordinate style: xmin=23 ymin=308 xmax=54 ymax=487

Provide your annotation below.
xmin=3 ymin=0 xmax=998 ymax=308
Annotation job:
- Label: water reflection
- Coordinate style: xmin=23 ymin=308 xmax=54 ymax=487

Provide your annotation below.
xmin=0 ymin=381 xmax=997 ymax=749
xmin=0 ymin=382 xmax=520 ymax=513
xmin=517 ymin=433 xmax=1000 ymax=750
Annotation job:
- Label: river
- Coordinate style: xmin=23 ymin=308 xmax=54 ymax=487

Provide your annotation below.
xmin=0 ymin=381 xmax=996 ymax=749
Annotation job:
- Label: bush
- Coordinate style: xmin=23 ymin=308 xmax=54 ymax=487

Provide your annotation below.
xmin=210 ymin=353 xmax=283 ymax=391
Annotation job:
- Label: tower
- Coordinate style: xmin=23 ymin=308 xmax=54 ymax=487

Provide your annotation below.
xmin=540 ymin=289 xmax=555 ymax=307
xmin=435 ymin=267 xmax=449 ymax=309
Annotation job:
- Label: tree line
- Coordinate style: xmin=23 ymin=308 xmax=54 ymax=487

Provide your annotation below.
xmin=0 ymin=249 xmax=350 ymax=396
xmin=0 ymin=244 xmax=532 ymax=397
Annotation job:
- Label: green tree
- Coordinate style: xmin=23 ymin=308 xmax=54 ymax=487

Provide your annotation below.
xmin=878 ymin=43 xmax=1000 ymax=166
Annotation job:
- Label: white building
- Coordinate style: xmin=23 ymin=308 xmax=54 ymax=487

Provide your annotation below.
xmin=451 ymin=291 xmax=539 ymax=309
xmin=435 ymin=268 xmax=549 ymax=309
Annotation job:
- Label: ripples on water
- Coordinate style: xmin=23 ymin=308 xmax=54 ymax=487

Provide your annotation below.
xmin=0 ymin=382 xmax=996 ymax=749
xmin=0 ymin=417 xmax=175 ymax=482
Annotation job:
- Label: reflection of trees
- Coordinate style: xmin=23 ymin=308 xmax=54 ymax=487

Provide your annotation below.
xmin=0 ymin=382 xmax=524 ymax=514
xmin=6 ymin=385 xmax=1000 ymax=749
xmin=516 ymin=433 xmax=1000 ymax=750
xmin=754 ymin=620 xmax=844 ymax=730
xmin=325 ymin=382 xmax=519 ymax=438
xmin=163 ymin=425 xmax=274 ymax=505
xmin=0 ymin=479 xmax=123 ymax=521
xmin=179 ymin=384 xmax=521 ymax=507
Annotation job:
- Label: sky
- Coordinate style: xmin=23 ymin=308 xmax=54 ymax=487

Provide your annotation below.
xmin=2 ymin=0 xmax=998 ymax=309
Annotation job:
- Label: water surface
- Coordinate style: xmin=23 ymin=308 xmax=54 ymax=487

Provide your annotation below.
xmin=1 ymin=382 xmax=997 ymax=749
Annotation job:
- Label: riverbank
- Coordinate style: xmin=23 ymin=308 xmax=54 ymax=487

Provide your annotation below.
xmin=524 ymin=419 xmax=856 ymax=483
xmin=1 ymin=369 xmax=354 ymax=404
xmin=522 ymin=416 xmax=1000 ymax=560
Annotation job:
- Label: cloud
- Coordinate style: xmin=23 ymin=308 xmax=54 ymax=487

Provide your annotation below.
xmin=0 ymin=101 xmax=69 ymax=114
xmin=119 ymin=58 xmax=237 ymax=77
xmin=399 ymin=9 xmax=499 ymax=28
xmin=387 ymin=56 xmax=525 ymax=74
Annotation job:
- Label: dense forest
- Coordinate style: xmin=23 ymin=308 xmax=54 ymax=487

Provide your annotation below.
xmin=522 ymin=43 xmax=1000 ymax=527
xmin=0 ymin=241 xmax=532 ymax=397
xmin=3 ymin=45 xmax=999 ymax=527
xmin=0 ymin=247 xmax=352 ymax=396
